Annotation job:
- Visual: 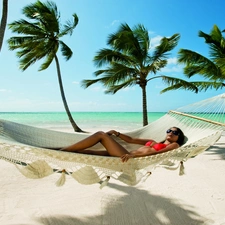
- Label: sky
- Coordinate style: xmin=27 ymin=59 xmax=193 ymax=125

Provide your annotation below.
xmin=0 ymin=0 xmax=225 ymax=112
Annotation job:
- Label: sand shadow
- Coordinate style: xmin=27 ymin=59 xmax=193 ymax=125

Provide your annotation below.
xmin=205 ymin=143 xmax=225 ymax=160
xmin=36 ymin=182 xmax=208 ymax=225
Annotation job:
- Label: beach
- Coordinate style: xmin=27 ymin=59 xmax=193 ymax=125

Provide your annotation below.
xmin=0 ymin=116 xmax=225 ymax=225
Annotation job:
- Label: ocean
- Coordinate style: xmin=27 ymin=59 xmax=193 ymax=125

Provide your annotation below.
xmin=0 ymin=112 xmax=166 ymax=133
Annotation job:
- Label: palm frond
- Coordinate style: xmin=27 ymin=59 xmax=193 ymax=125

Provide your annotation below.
xmin=192 ymin=81 xmax=225 ymax=91
xmin=133 ymin=24 xmax=150 ymax=52
xmin=84 ymin=65 xmax=136 ymax=89
xmin=146 ymin=59 xmax=167 ymax=74
xmin=160 ymin=76 xmax=198 ymax=93
xmin=104 ymin=79 xmax=134 ymax=94
xmin=35 ymin=39 xmax=59 ymax=70
xmin=81 ymin=78 xmax=103 ymax=88
xmin=152 ymin=33 xmax=180 ymax=61
xmin=22 ymin=0 xmax=59 ymax=33
xmin=199 ymin=25 xmax=225 ymax=59
xmin=215 ymin=58 xmax=225 ymax=77
xmin=178 ymin=49 xmax=221 ymax=79
xmin=8 ymin=20 xmax=45 ymax=35
xmin=93 ymin=48 xmax=131 ymax=68
xmin=59 ymin=41 xmax=72 ymax=60
xmin=59 ymin=14 xmax=79 ymax=37
xmin=107 ymin=23 xmax=145 ymax=60
xmin=17 ymin=38 xmax=57 ymax=71
xmin=8 ymin=36 xmax=34 ymax=50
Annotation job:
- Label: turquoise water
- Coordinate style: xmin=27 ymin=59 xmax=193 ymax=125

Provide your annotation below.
xmin=0 ymin=112 xmax=166 ymax=132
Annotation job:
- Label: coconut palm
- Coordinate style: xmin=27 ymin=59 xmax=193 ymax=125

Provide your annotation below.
xmin=82 ymin=23 xmax=197 ymax=126
xmin=176 ymin=25 xmax=225 ymax=91
xmin=7 ymin=0 xmax=84 ymax=132
xmin=0 ymin=0 xmax=8 ymax=52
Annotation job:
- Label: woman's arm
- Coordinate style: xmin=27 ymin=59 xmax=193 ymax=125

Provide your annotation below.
xmin=107 ymin=130 xmax=153 ymax=145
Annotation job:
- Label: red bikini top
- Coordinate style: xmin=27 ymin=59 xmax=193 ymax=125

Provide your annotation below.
xmin=145 ymin=141 xmax=167 ymax=151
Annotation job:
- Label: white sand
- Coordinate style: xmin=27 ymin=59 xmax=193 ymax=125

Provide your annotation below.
xmin=0 ymin=133 xmax=225 ymax=225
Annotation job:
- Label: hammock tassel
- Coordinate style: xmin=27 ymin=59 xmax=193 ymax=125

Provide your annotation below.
xmin=15 ymin=160 xmax=53 ymax=179
xmin=179 ymin=161 xmax=185 ymax=175
xmin=100 ymin=176 xmax=110 ymax=189
xmin=71 ymin=166 xmax=101 ymax=185
xmin=56 ymin=169 xmax=66 ymax=187
xmin=142 ymin=171 xmax=152 ymax=182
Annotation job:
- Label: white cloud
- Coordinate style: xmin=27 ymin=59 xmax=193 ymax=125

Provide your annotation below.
xmin=111 ymin=20 xmax=120 ymax=26
xmin=167 ymin=57 xmax=178 ymax=64
xmin=148 ymin=30 xmax=155 ymax=35
xmin=72 ymin=81 xmax=79 ymax=85
xmin=105 ymin=20 xmax=120 ymax=29
xmin=0 ymin=89 xmax=11 ymax=93
xmin=121 ymin=86 xmax=135 ymax=92
xmin=161 ymin=64 xmax=183 ymax=73
xmin=150 ymin=35 xmax=163 ymax=48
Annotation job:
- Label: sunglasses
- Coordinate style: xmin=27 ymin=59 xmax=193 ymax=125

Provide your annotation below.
xmin=166 ymin=129 xmax=179 ymax=136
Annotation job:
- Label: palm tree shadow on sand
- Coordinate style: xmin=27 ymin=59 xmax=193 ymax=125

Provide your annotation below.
xmin=205 ymin=143 xmax=225 ymax=160
xmin=36 ymin=182 xmax=208 ymax=225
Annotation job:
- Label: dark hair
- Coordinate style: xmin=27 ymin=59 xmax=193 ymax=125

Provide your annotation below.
xmin=172 ymin=127 xmax=185 ymax=146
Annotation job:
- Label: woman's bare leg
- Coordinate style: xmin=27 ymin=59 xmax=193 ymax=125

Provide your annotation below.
xmin=61 ymin=131 xmax=129 ymax=157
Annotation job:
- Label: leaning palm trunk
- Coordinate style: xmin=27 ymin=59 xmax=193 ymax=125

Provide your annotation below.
xmin=0 ymin=0 xmax=8 ymax=52
xmin=55 ymin=55 xmax=84 ymax=132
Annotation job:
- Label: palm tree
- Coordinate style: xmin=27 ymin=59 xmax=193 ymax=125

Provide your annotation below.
xmin=7 ymin=0 xmax=84 ymax=132
xmin=0 ymin=0 xmax=8 ymax=52
xmin=82 ymin=23 xmax=197 ymax=126
xmin=176 ymin=25 xmax=225 ymax=91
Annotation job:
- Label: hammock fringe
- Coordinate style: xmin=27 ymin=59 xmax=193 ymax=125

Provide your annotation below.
xmin=56 ymin=169 xmax=66 ymax=187
xmin=15 ymin=160 xmax=54 ymax=179
xmin=179 ymin=161 xmax=185 ymax=176
xmin=100 ymin=176 xmax=110 ymax=189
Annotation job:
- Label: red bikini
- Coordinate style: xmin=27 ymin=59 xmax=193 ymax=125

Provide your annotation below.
xmin=145 ymin=141 xmax=167 ymax=151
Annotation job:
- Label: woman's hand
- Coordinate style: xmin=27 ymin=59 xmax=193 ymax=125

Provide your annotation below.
xmin=120 ymin=153 xmax=134 ymax=162
xmin=106 ymin=130 xmax=117 ymax=136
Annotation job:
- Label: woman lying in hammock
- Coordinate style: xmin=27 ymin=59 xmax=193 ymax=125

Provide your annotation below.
xmin=61 ymin=127 xmax=185 ymax=162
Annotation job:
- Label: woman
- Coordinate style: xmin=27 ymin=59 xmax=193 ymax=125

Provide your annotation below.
xmin=61 ymin=127 xmax=185 ymax=162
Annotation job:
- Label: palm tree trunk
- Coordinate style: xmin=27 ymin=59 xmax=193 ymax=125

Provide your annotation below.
xmin=54 ymin=55 xmax=84 ymax=132
xmin=0 ymin=0 xmax=8 ymax=52
xmin=142 ymin=84 xmax=148 ymax=126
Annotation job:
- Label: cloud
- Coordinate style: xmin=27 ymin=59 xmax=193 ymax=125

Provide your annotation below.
xmin=121 ymin=86 xmax=135 ymax=92
xmin=150 ymin=35 xmax=163 ymax=48
xmin=167 ymin=57 xmax=178 ymax=64
xmin=161 ymin=64 xmax=183 ymax=73
xmin=105 ymin=20 xmax=120 ymax=29
xmin=0 ymin=89 xmax=11 ymax=93
xmin=111 ymin=20 xmax=120 ymax=26
xmin=72 ymin=81 xmax=79 ymax=85
xmin=148 ymin=30 xmax=155 ymax=35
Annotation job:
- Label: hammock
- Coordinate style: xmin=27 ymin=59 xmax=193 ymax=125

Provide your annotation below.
xmin=0 ymin=93 xmax=224 ymax=187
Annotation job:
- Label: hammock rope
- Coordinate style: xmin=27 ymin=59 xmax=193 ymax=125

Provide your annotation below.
xmin=0 ymin=93 xmax=224 ymax=186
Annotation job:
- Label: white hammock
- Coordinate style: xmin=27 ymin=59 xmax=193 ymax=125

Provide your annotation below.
xmin=0 ymin=93 xmax=224 ymax=187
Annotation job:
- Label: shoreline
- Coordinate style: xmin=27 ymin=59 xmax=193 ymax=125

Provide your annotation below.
xmin=0 ymin=111 xmax=166 ymax=134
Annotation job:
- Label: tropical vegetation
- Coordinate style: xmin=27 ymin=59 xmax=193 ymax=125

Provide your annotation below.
xmin=176 ymin=25 xmax=225 ymax=92
xmin=7 ymin=0 xmax=84 ymax=132
xmin=82 ymin=23 xmax=198 ymax=126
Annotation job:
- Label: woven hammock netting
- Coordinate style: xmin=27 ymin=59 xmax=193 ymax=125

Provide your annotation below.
xmin=0 ymin=93 xmax=224 ymax=187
